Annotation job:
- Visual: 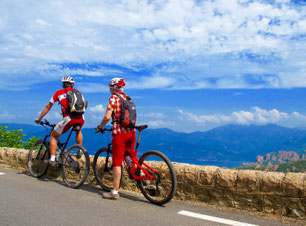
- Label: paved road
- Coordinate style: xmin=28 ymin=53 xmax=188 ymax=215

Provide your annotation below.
xmin=0 ymin=168 xmax=302 ymax=226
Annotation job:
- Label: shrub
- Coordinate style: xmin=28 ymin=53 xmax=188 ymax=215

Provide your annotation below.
xmin=0 ymin=125 xmax=40 ymax=149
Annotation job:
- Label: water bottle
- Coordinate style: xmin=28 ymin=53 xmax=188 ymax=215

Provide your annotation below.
xmin=125 ymin=156 xmax=132 ymax=169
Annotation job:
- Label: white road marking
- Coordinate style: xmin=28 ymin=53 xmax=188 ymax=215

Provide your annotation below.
xmin=0 ymin=172 xmax=5 ymax=176
xmin=178 ymin=210 xmax=259 ymax=226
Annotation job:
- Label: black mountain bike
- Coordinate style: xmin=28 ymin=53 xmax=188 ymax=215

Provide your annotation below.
xmin=27 ymin=119 xmax=90 ymax=188
xmin=93 ymin=125 xmax=177 ymax=205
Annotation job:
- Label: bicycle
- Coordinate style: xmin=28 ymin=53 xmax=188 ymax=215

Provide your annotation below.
xmin=27 ymin=119 xmax=90 ymax=189
xmin=93 ymin=125 xmax=177 ymax=205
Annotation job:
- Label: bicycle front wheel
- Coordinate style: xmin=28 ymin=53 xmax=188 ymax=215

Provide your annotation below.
xmin=61 ymin=144 xmax=90 ymax=189
xmin=27 ymin=140 xmax=50 ymax=178
xmin=137 ymin=150 xmax=177 ymax=205
xmin=92 ymin=147 xmax=123 ymax=192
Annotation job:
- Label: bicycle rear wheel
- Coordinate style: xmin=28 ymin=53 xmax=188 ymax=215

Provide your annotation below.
xmin=137 ymin=150 xmax=177 ymax=205
xmin=92 ymin=147 xmax=123 ymax=191
xmin=27 ymin=140 xmax=50 ymax=178
xmin=61 ymin=144 xmax=90 ymax=189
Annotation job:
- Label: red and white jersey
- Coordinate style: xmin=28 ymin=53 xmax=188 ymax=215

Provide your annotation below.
xmin=50 ymin=88 xmax=76 ymax=117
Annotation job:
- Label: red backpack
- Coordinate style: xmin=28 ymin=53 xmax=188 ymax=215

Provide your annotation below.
xmin=113 ymin=94 xmax=137 ymax=128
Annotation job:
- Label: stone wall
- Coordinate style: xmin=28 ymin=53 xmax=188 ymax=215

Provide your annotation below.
xmin=0 ymin=147 xmax=305 ymax=219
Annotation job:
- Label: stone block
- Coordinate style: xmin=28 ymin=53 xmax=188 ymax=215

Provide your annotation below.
xmin=0 ymin=148 xmax=4 ymax=160
xmin=281 ymin=197 xmax=305 ymax=218
xmin=192 ymin=185 xmax=212 ymax=202
xmin=263 ymin=195 xmax=282 ymax=215
xmin=176 ymin=164 xmax=197 ymax=184
xmin=233 ymin=193 xmax=263 ymax=211
xmin=236 ymin=170 xmax=262 ymax=193
xmin=209 ymin=190 xmax=235 ymax=208
xmin=215 ymin=168 xmax=238 ymax=191
xmin=282 ymin=173 xmax=305 ymax=197
xmin=260 ymin=171 xmax=285 ymax=195
xmin=198 ymin=166 xmax=219 ymax=185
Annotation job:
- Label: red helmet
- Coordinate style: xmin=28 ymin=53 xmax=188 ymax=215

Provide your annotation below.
xmin=109 ymin=78 xmax=125 ymax=87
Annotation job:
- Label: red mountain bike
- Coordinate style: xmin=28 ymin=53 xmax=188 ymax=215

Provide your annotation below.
xmin=93 ymin=125 xmax=177 ymax=205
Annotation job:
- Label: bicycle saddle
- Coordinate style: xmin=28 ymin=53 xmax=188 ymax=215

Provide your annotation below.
xmin=72 ymin=124 xmax=81 ymax=131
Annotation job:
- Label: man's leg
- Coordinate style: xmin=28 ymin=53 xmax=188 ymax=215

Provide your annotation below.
xmin=113 ymin=166 xmax=121 ymax=190
xmin=102 ymin=134 xmax=124 ymax=200
xmin=50 ymin=130 xmax=60 ymax=163
xmin=75 ymin=130 xmax=83 ymax=145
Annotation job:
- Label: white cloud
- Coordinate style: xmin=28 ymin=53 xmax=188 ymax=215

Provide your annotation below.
xmin=178 ymin=109 xmax=232 ymax=125
xmin=292 ymin=111 xmax=306 ymax=121
xmin=0 ymin=110 xmax=16 ymax=120
xmin=43 ymin=112 xmax=62 ymax=122
xmin=35 ymin=19 xmax=50 ymax=27
xmin=232 ymin=107 xmax=289 ymax=125
xmin=89 ymin=104 xmax=106 ymax=114
xmin=140 ymin=112 xmax=166 ymax=119
xmin=129 ymin=75 xmax=176 ymax=89
xmin=0 ymin=0 xmax=305 ymax=89
xmin=146 ymin=120 xmax=175 ymax=128
xmin=87 ymin=104 xmax=106 ymax=120
xmin=77 ymin=83 xmax=109 ymax=93
xmin=179 ymin=106 xmax=292 ymax=126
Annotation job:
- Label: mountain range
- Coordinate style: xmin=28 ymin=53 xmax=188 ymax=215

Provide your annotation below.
xmin=2 ymin=123 xmax=306 ymax=168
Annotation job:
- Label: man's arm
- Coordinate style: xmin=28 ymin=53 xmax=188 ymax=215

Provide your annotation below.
xmin=98 ymin=109 xmax=112 ymax=128
xmin=35 ymin=102 xmax=53 ymax=121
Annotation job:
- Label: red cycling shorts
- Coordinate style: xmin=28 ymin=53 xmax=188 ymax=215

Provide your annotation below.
xmin=54 ymin=116 xmax=84 ymax=135
xmin=112 ymin=131 xmax=136 ymax=167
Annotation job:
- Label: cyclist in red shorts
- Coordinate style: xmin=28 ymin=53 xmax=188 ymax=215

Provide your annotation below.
xmin=97 ymin=78 xmax=136 ymax=200
xmin=35 ymin=76 xmax=85 ymax=166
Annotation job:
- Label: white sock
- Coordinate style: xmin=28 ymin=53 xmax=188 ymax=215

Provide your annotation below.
xmin=112 ymin=190 xmax=118 ymax=195
xmin=50 ymin=155 xmax=56 ymax=161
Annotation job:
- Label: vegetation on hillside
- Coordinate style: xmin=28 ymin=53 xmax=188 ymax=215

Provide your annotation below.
xmin=236 ymin=160 xmax=306 ymax=173
xmin=275 ymin=160 xmax=306 ymax=173
xmin=0 ymin=125 xmax=40 ymax=150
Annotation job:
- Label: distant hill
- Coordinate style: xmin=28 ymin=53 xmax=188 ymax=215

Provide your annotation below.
xmin=255 ymin=150 xmax=306 ymax=166
xmin=2 ymin=122 xmax=306 ymax=168
xmin=236 ymin=150 xmax=306 ymax=173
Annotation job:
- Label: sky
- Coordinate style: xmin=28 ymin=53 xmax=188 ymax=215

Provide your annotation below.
xmin=0 ymin=0 xmax=306 ymax=132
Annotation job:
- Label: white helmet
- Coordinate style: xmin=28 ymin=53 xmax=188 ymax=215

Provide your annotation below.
xmin=62 ymin=75 xmax=75 ymax=84
xmin=109 ymin=78 xmax=125 ymax=87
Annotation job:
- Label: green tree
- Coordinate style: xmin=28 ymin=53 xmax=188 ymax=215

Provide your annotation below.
xmin=0 ymin=125 xmax=40 ymax=149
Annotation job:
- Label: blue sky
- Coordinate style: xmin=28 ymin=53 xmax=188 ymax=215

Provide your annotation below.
xmin=0 ymin=0 xmax=306 ymax=132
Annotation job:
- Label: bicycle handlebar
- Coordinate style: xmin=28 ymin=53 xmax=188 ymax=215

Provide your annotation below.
xmin=35 ymin=119 xmax=56 ymax=128
xmin=95 ymin=125 xmax=148 ymax=134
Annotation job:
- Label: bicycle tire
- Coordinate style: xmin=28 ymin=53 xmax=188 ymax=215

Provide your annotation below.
xmin=137 ymin=150 xmax=177 ymax=205
xmin=92 ymin=147 xmax=123 ymax=191
xmin=61 ymin=144 xmax=90 ymax=189
xmin=27 ymin=140 xmax=50 ymax=178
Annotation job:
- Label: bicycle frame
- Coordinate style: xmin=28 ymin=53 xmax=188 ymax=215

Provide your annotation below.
xmin=103 ymin=125 xmax=156 ymax=181
xmin=42 ymin=127 xmax=74 ymax=152
xmin=36 ymin=120 xmax=79 ymax=163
